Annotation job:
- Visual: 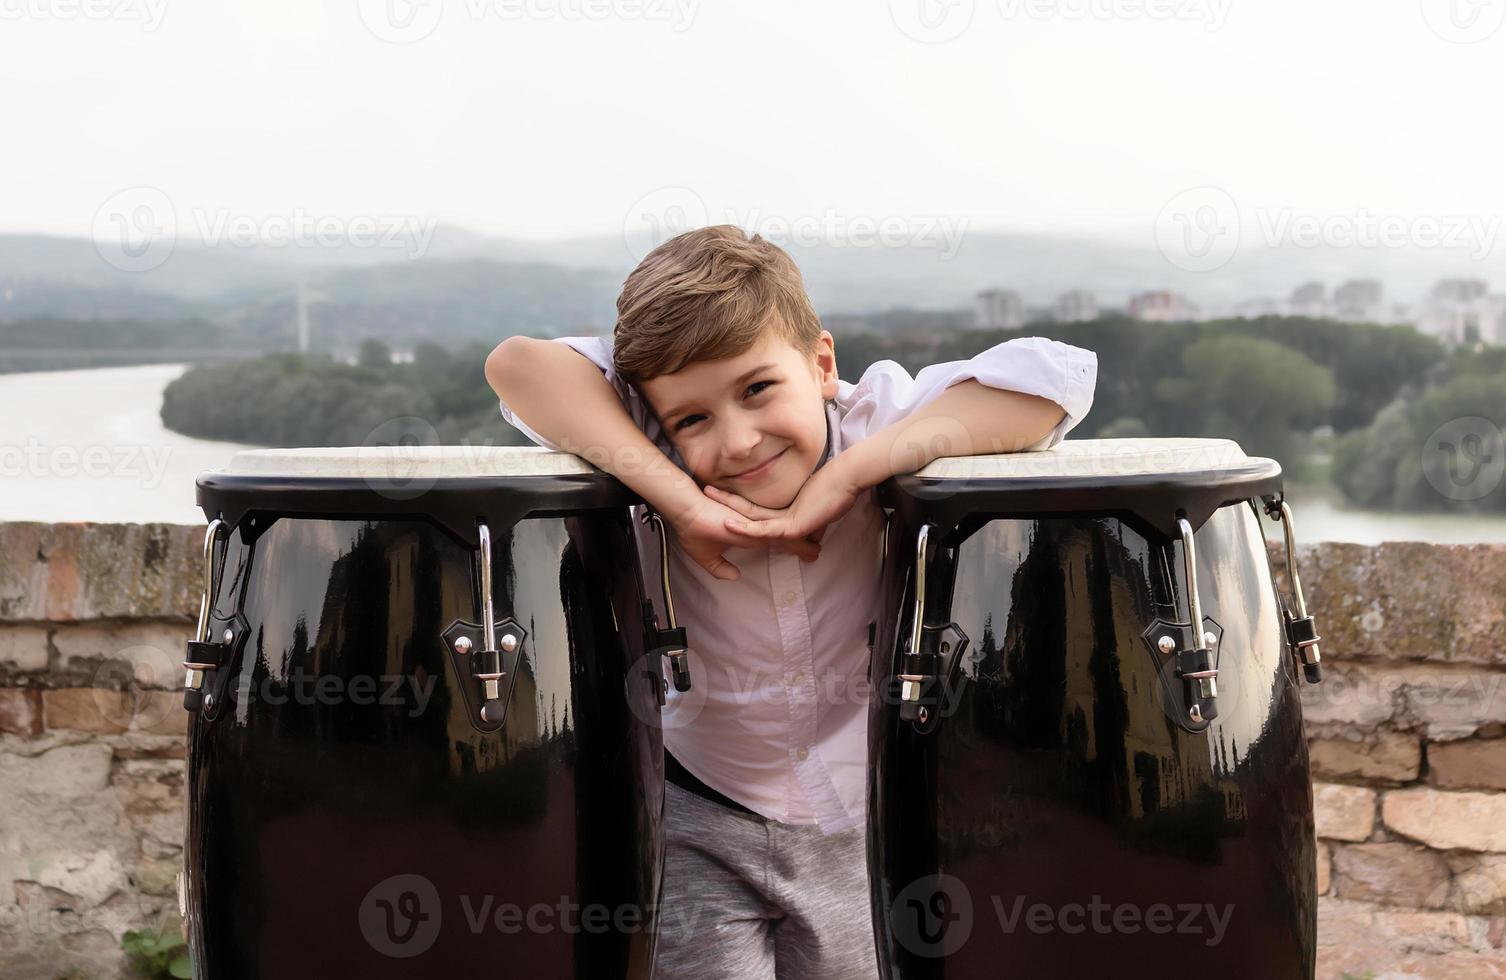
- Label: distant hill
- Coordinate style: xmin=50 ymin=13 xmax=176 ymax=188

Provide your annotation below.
xmin=3 ymin=225 xmax=1502 ymax=346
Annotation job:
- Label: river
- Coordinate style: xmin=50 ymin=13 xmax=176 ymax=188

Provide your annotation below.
xmin=3 ymin=364 xmax=1505 ymax=544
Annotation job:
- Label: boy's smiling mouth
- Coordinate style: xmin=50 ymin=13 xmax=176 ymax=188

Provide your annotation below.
xmin=728 ymin=448 xmax=787 ymax=482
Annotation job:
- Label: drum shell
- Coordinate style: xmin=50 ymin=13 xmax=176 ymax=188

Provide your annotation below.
xmin=868 ymin=501 xmax=1317 ymax=978
xmin=183 ymin=507 xmax=664 ymax=978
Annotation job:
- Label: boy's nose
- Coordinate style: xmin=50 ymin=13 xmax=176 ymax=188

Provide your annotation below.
xmin=722 ymin=426 xmax=763 ymax=464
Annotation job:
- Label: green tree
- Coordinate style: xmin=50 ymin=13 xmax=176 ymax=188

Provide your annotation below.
xmin=1153 ymin=335 xmax=1335 ymax=464
xmin=357 ymin=338 xmax=392 ymax=369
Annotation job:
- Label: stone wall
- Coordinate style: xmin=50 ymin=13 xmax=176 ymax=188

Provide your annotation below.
xmin=1291 ymin=542 xmax=1506 ymax=979
xmin=1 ymin=524 xmax=1504 ymax=978
xmin=0 ymin=523 xmax=198 ymax=980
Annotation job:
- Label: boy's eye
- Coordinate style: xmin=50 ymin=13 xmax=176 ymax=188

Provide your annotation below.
xmin=671 ymin=381 xmax=774 ymax=432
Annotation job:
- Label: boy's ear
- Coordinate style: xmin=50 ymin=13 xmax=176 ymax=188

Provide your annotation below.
xmin=815 ymin=329 xmax=839 ymax=400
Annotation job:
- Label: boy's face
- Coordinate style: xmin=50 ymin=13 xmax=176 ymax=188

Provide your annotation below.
xmin=640 ymin=325 xmax=839 ymax=510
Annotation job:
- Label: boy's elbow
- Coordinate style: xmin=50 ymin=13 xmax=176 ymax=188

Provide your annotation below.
xmin=997 ymin=394 xmax=1065 ymax=453
xmin=486 ymin=336 xmax=536 ymax=396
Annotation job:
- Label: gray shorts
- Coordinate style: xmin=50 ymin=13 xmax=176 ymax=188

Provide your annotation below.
xmin=651 ymin=780 xmax=880 ymax=980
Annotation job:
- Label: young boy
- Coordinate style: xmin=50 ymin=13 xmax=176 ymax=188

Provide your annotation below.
xmin=485 ymin=225 xmax=1096 ymax=979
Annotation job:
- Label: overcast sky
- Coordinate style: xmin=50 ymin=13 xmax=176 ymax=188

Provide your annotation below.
xmin=4 ymin=0 xmax=1504 ymax=248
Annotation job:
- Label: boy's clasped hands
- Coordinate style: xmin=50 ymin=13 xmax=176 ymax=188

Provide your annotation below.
xmin=667 ymin=462 xmax=864 ymax=582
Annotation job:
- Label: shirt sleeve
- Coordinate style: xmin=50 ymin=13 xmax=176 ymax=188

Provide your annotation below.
xmin=495 ymin=335 xmax=687 ymax=470
xmin=834 ymin=336 xmax=1097 ymax=452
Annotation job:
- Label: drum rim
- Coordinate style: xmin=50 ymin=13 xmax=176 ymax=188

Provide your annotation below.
xmin=194 ymin=466 xmax=640 ymax=547
xmin=211 ymin=444 xmax=602 ymax=479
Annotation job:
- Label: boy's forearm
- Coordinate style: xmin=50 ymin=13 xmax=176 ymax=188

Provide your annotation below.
xmin=830 ymin=380 xmax=1067 ymax=491
xmin=486 ymin=338 xmax=703 ymax=521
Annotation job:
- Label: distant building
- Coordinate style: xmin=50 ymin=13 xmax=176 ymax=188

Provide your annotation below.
xmin=1332 ymin=279 xmax=1384 ymax=321
xmin=1432 ymin=279 xmax=1489 ymax=303
xmin=1416 ymin=279 xmax=1503 ymax=344
xmin=1289 ymin=281 xmax=1327 ymax=317
xmin=974 ymin=289 xmax=1024 ymax=329
xmin=1053 ymin=289 xmax=1098 ymax=323
xmin=1128 ymin=291 xmax=1188 ymax=322
xmin=1234 ymin=298 xmax=1282 ymax=319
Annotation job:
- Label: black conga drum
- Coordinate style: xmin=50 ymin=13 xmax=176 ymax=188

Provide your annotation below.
xmin=180 ymin=447 xmax=682 ymax=978
xmin=869 ymin=438 xmax=1325 ymax=978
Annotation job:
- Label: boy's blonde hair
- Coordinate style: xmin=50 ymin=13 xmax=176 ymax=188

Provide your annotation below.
xmin=613 ymin=225 xmax=823 ymax=384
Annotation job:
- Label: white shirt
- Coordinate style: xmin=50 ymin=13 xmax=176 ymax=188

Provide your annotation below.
xmin=498 ymin=335 xmax=1097 ymax=833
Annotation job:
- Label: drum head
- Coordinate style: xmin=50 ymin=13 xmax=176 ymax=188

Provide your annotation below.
xmin=880 ymin=437 xmax=1282 ymax=541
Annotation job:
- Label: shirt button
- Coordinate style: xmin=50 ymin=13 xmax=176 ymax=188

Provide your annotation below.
xmin=796 ymin=747 xmax=809 ymax=761
xmin=791 ymin=670 xmax=805 ymax=686
xmin=782 ymin=590 xmax=797 ymax=606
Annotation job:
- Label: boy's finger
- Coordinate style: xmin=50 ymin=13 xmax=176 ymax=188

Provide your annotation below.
xmin=707 ymin=486 xmax=774 ymax=519
xmin=726 ymin=518 xmax=791 ymax=539
xmin=703 ymin=555 xmax=739 ymax=581
xmin=773 ymin=536 xmax=819 ymax=560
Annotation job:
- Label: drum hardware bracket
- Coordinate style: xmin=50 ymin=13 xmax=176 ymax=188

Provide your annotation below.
xmin=640 ymin=509 xmax=693 ymax=693
xmin=896 ymin=524 xmax=971 ymax=733
xmin=183 ymin=519 xmax=249 ymax=715
xmin=446 ymin=521 xmax=528 ymax=731
xmin=1141 ymin=616 xmax=1224 ymax=730
xmin=1140 ymin=516 xmax=1226 ymax=730
xmin=442 ymin=618 xmax=526 ymax=732
xmin=1262 ymin=494 xmax=1324 ymax=685
xmin=898 ymin=623 xmax=970 ymax=733
xmin=638 ymin=600 xmax=669 ymax=706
